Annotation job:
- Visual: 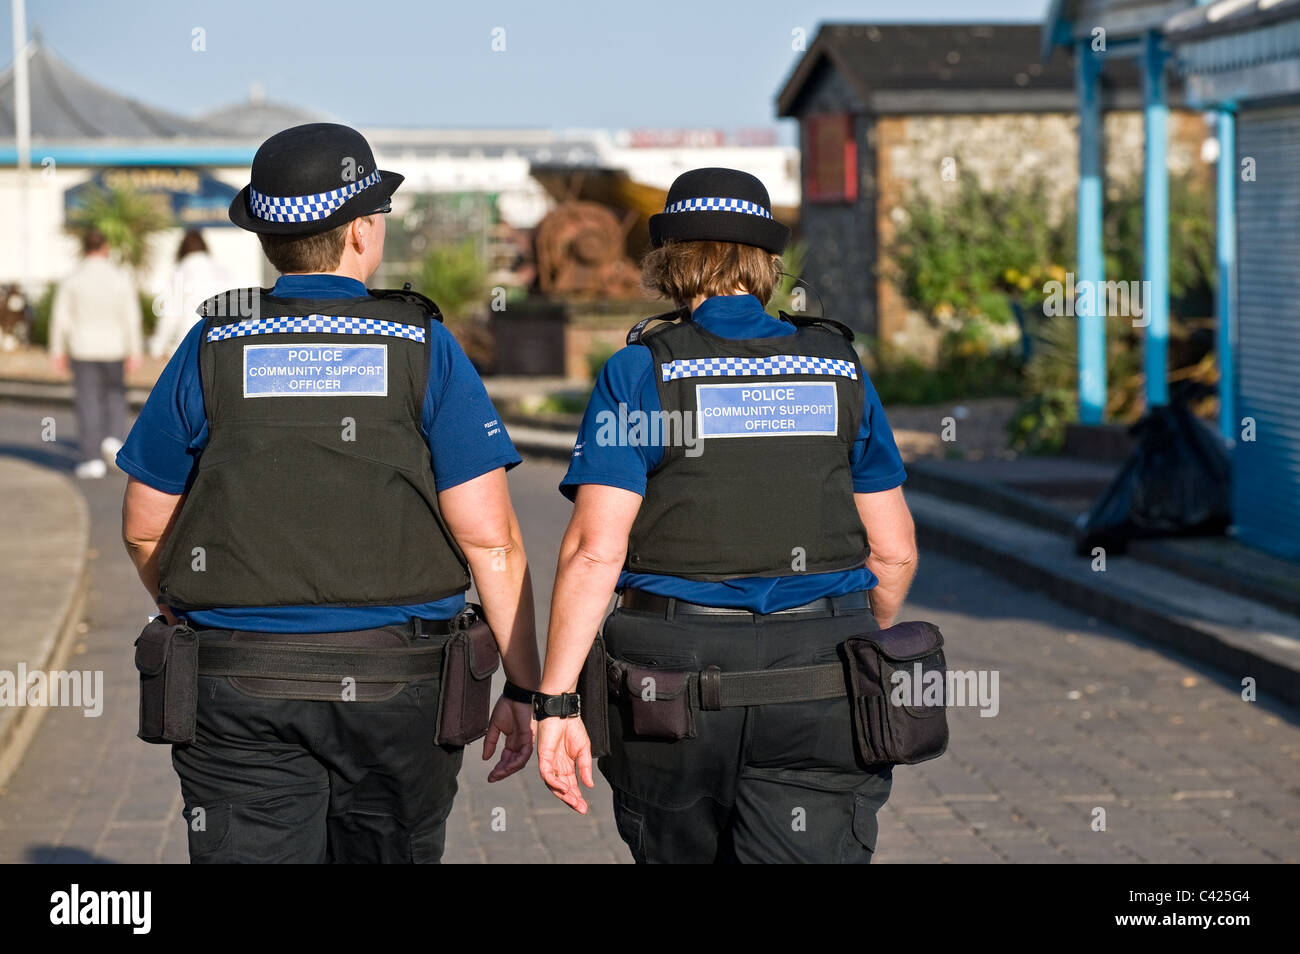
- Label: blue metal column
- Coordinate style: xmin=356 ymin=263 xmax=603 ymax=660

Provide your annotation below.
xmin=1075 ymin=41 xmax=1106 ymax=424
xmin=1142 ymin=31 xmax=1171 ymax=407
xmin=1215 ymin=107 xmax=1237 ymax=442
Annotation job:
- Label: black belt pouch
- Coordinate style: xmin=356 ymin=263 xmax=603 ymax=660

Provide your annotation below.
xmin=435 ymin=605 xmax=500 ymax=746
xmin=844 ymin=620 xmax=949 ymax=766
xmin=135 ymin=616 xmax=199 ymax=745
xmin=621 ymin=663 xmax=695 ymax=741
xmin=577 ymin=636 xmax=610 ymax=758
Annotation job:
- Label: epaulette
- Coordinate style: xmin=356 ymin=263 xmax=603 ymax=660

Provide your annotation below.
xmin=627 ymin=307 xmax=689 ymax=346
xmin=367 ymin=284 xmax=444 ymax=323
xmin=778 ymin=310 xmax=855 ymax=343
xmin=197 ymin=287 xmax=268 ymax=320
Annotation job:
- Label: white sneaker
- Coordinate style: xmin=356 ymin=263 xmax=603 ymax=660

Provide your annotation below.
xmin=101 ymin=437 xmax=124 ymax=461
xmin=75 ymin=459 xmax=107 ymax=479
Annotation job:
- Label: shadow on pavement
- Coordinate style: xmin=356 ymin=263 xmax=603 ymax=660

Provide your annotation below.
xmin=0 ymin=442 xmax=82 ymax=473
xmin=26 ymin=845 xmax=119 ymax=864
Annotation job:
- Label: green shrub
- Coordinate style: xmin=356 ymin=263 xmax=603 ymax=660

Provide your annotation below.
xmin=871 ymin=334 xmax=1023 ymax=406
xmin=29 ymin=286 xmax=54 ymax=348
xmin=585 ymin=341 xmax=618 ymax=381
xmin=890 ymin=170 xmax=1071 ymax=328
xmin=417 ymin=240 xmax=489 ymax=322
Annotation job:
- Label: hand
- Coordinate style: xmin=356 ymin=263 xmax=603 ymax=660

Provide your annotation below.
xmin=536 ymin=715 xmax=594 ymax=814
xmin=124 ymin=356 xmax=141 ymax=374
xmin=482 ymin=696 xmax=533 ymax=782
xmin=51 ymin=354 xmax=68 ymax=376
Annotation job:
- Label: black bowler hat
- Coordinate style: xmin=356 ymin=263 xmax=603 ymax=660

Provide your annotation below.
xmin=229 ymin=123 xmax=403 ymax=235
xmin=649 ymin=167 xmax=790 ymax=254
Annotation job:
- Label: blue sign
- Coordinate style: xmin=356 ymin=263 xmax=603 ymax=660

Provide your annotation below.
xmin=243 ymin=345 xmax=388 ymax=398
xmin=65 ymin=167 xmax=240 ymax=228
xmin=696 ymin=382 xmax=838 ymax=438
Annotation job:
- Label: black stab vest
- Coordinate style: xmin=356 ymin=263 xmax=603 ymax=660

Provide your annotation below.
xmin=625 ymin=314 xmax=870 ymax=581
xmin=157 ymin=287 xmax=470 ymax=611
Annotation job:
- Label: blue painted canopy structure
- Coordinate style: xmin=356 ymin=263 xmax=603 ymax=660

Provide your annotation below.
xmin=1042 ymin=0 xmax=1198 ymax=423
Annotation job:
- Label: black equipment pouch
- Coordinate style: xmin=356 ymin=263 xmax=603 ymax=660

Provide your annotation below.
xmin=619 ymin=663 xmax=696 ymax=741
xmin=134 ymin=617 xmax=199 ymax=745
xmin=577 ymin=636 xmax=611 ymax=758
xmin=434 ymin=604 xmax=500 ymax=746
xmin=844 ymin=621 xmax=949 ymax=766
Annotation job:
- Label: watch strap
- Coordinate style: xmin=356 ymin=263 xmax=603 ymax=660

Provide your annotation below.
xmin=502 ymin=680 xmax=534 ymax=704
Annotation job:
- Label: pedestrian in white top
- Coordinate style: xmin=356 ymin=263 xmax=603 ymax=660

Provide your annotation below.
xmin=150 ymin=230 xmax=232 ymax=359
xmin=49 ymin=227 xmax=142 ymax=478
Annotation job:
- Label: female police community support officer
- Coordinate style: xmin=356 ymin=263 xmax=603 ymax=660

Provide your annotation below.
xmin=118 ymin=123 xmax=541 ymax=863
xmin=533 ymin=168 xmax=919 ymax=863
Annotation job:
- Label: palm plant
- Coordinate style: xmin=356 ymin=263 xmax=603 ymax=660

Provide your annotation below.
xmin=66 ymin=185 xmax=172 ymax=270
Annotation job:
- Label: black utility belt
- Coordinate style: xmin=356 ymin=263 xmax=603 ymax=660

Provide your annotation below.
xmin=619 ymin=588 xmax=870 ymax=618
xmin=578 ymin=620 xmax=950 ymax=770
xmin=134 ymin=606 xmax=500 ymax=748
xmin=196 ymin=640 xmax=446 ymax=682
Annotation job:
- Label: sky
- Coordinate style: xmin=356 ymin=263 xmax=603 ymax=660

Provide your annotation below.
xmin=3 ymin=0 xmax=1051 ymax=131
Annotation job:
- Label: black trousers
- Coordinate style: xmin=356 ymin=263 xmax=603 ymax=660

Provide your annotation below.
xmin=70 ymin=359 xmax=126 ymax=459
xmin=600 ymin=597 xmax=892 ymax=864
xmin=171 ymin=667 xmax=462 ymax=864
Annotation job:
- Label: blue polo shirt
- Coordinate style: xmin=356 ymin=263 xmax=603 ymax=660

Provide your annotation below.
xmin=560 ymin=294 xmax=906 ymax=613
xmin=118 ymin=273 xmax=522 ymax=632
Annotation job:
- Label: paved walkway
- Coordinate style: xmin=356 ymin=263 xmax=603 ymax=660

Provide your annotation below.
xmin=0 ymin=400 xmax=1296 ymax=862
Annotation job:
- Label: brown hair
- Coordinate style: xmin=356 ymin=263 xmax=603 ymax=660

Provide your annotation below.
xmin=81 ymin=227 xmax=107 ymax=255
xmin=640 ymin=240 xmax=782 ymax=308
xmin=257 ymin=221 xmax=350 ymax=273
xmin=177 ymin=229 xmax=208 ymax=262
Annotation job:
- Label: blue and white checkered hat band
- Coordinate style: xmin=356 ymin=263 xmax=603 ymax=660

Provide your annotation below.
xmin=662 ymin=196 xmax=773 ymax=219
xmin=248 ymin=170 xmax=382 ymax=224
xmin=661 ymin=355 xmax=857 ymax=381
xmin=207 ymin=314 xmax=425 ymax=343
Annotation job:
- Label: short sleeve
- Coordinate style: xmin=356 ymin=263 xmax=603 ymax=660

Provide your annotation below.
xmin=850 ymin=373 xmax=907 ymax=493
xmin=559 ymin=345 xmax=662 ymax=501
xmin=116 ymin=320 xmax=209 ymax=494
xmin=423 ymin=322 xmax=521 ymax=491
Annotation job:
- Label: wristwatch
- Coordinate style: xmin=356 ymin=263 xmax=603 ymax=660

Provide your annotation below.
xmin=533 ymin=691 xmax=582 ymax=720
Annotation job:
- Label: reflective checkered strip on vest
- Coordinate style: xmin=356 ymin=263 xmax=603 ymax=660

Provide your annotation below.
xmin=206 ymin=314 xmax=426 ymax=343
xmin=660 ymin=355 xmax=859 ymax=381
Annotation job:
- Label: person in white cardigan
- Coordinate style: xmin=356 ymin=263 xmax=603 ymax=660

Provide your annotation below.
xmin=49 ymin=227 xmax=142 ymax=479
xmin=150 ymin=229 xmax=232 ymax=359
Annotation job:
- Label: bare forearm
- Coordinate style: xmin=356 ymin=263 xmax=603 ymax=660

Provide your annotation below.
xmin=125 ymin=538 xmax=161 ymax=598
xmin=866 ymin=554 xmax=916 ymax=628
xmin=123 ymin=535 xmax=177 ymax=623
xmin=463 ymin=536 xmax=540 ymax=689
xmin=540 ymin=546 xmax=623 ymax=695
xmin=122 ymin=478 xmax=185 ymax=621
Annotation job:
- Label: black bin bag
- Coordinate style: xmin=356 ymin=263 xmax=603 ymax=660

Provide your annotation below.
xmin=1074 ymin=399 xmax=1230 ymax=556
